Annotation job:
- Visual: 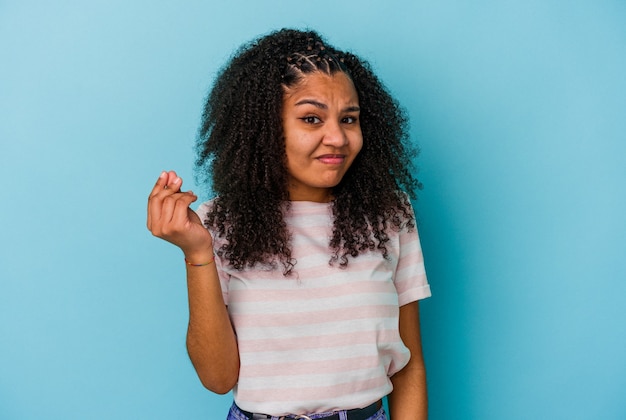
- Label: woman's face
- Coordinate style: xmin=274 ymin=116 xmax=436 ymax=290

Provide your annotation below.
xmin=281 ymin=71 xmax=363 ymax=202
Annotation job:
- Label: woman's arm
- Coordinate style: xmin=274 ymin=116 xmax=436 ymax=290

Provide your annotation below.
xmin=388 ymin=301 xmax=428 ymax=419
xmin=184 ymin=258 xmax=239 ymax=394
xmin=147 ymin=171 xmax=239 ymax=393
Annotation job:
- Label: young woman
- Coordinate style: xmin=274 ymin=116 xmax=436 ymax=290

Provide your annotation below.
xmin=147 ymin=29 xmax=431 ymax=420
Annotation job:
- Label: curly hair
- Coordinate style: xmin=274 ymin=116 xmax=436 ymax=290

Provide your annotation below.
xmin=196 ymin=28 xmax=421 ymax=275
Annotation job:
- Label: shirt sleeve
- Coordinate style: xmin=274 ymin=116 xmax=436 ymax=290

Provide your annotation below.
xmin=393 ymin=209 xmax=431 ymax=306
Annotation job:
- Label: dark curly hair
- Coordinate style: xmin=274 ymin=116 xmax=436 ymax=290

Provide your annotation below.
xmin=196 ymin=28 xmax=421 ymax=275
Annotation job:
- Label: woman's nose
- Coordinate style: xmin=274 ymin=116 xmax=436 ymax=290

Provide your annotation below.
xmin=322 ymin=121 xmax=348 ymax=147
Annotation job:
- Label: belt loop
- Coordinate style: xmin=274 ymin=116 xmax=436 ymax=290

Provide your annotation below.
xmin=339 ymin=410 xmax=348 ymax=420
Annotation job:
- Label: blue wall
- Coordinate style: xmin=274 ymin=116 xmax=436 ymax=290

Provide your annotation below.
xmin=1 ymin=1 xmax=625 ymax=419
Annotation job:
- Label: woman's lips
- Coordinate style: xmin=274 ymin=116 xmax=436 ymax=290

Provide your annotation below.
xmin=317 ymin=154 xmax=346 ymax=164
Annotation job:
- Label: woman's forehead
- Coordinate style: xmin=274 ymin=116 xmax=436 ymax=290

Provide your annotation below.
xmin=282 ymin=71 xmax=357 ymax=102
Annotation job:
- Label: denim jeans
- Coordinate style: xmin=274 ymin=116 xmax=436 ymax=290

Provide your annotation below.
xmin=226 ymin=402 xmax=388 ymax=420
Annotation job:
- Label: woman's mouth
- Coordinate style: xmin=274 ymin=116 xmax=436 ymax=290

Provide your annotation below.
xmin=317 ymin=154 xmax=346 ymax=164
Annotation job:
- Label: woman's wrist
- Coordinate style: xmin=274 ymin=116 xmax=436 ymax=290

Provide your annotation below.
xmin=183 ymin=249 xmax=215 ymax=266
xmin=185 ymin=255 xmax=215 ymax=267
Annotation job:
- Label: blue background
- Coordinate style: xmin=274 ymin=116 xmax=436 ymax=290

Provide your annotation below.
xmin=1 ymin=1 xmax=625 ymax=419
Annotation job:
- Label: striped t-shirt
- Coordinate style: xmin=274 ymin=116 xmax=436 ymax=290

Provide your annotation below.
xmin=196 ymin=200 xmax=430 ymax=416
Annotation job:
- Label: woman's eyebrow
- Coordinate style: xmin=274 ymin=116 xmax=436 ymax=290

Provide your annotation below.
xmin=294 ymin=99 xmax=327 ymax=109
xmin=294 ymin=99 xmax=360 ymax=113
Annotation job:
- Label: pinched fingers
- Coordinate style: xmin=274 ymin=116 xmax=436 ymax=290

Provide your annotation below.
xmin=158 ymin=190 xmax=197 ymax=227
xmin=147 ymin=171 xmax=182 ymax=230
xmin=149 ymin=191 xmax=199 ymax=243
xmin=147 ymin=172 xmax=212 ymax=255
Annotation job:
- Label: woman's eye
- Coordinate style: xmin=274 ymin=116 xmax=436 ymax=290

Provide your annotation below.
xmin=342 ymin=116 xmax=358 ymax=124
xmin=301 ymin=116 xmax=321 ymax=124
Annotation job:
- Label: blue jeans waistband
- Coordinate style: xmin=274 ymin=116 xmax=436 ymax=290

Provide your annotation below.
xmin=227 ymin=401 xmax=386 ymax=420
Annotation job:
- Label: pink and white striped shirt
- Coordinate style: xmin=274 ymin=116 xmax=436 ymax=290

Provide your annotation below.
xmin=196 ymin=200 xmax=430 ymax=416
